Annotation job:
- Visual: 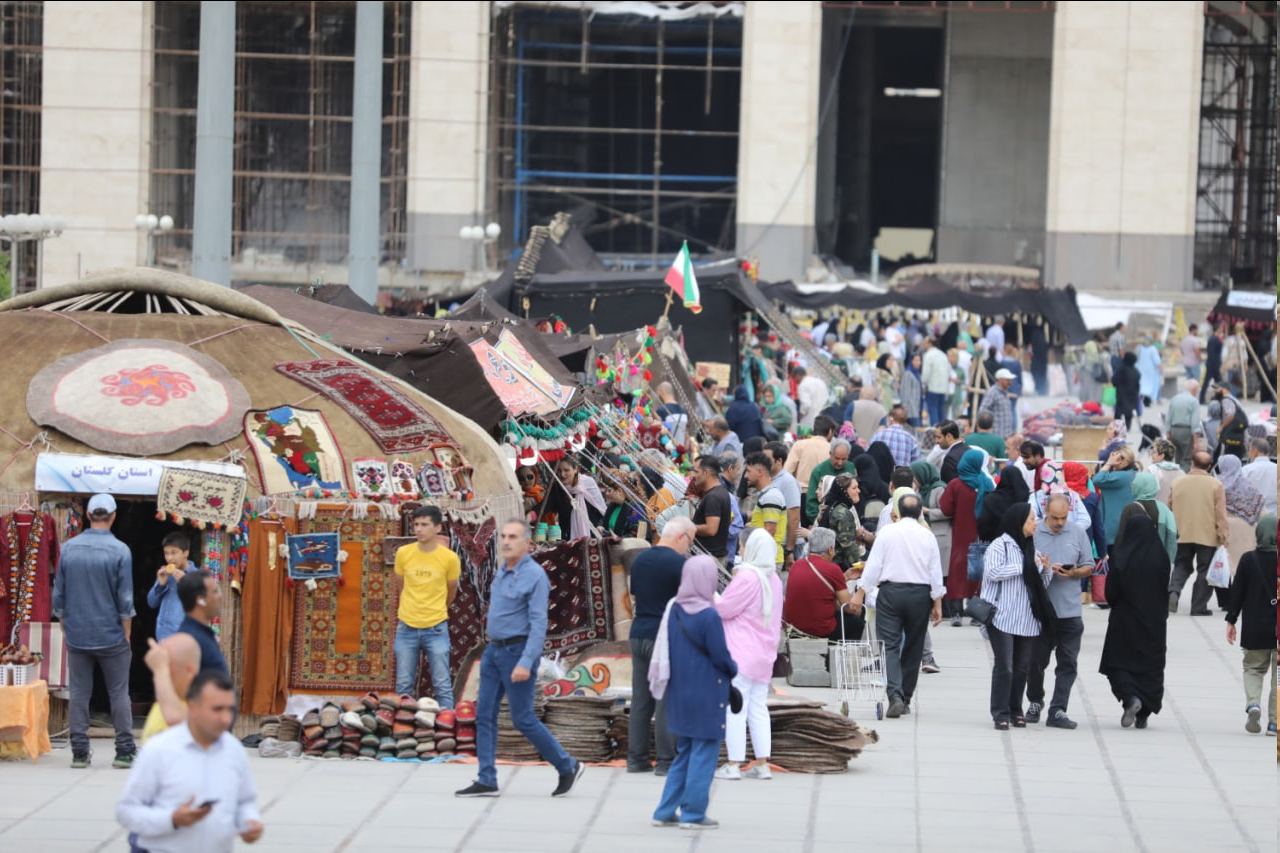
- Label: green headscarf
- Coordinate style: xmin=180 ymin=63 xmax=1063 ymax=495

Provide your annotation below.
xmin=1255 ymin=513 xmax=1277 ymax=553
xmin=762 ymin=381 xmax=793 ymax=431
xmin=910 ymin=460 xmax=944 ymax=505
xmin=1130 ymin=472 xmax=1158 ymax=501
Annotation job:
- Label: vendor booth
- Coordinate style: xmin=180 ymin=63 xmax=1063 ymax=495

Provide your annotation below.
xmin=0 ymin=269 xmax=520 ymax=751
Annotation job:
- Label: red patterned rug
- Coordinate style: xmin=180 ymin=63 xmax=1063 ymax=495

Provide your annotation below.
xmin=534 ymin=538 xmax=613 ymax=657
xmin=276 ymin=358 xmax=459 ymax=454
xmin=289 ymin=511 xmax=400 ymax=693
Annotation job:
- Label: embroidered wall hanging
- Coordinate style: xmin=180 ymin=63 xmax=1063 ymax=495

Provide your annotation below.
xmin=289 ymin=512 xmax=398 ymax=693
xmin=531 ymin=537 xmax=613 ymax=657
xmin=431 ymin=445 xmax=474 ymax=496
xmin=351 ymin=458 xmax=392 ymax=498
xmin=389 ymin=460 xmax=420 ymax=498
xmin=243 ymin=406 xmax=347 ymax=496
xmin=286 ymin=532 xmax=342 ymax=580
xmin=26 ymin=338 xmax=251 ymax=455
xmin=417 ymin=464 xmax=450 ymax=498
xmin=156 ymin=467 xmax=248 ymax=529
xmin=275 ymin=358 xmax=458 ymax=454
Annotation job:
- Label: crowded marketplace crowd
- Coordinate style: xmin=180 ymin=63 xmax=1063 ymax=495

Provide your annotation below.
xmin=5 ymin=273 xmax=1275 ymax=840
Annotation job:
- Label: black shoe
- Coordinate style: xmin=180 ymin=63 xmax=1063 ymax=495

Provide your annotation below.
xmin=551 ymin=759 xmax=585 ymax=797
xmin=112 ymin=752 xmax=136 ymax=769
xmin=1134 ymin=715 xmax=1148 ymax=730
xmin=1190 ymin=609 xmax=1213 ymax=616
xmin=1121 ymin=696 xmax=1143 ymax=728
xmin=1167 ymin=593 xmax=1179 ymax=614
xmin=455 ymin=781 xmax=500 ymax=798
xmin=1046 ymin=711 xmax=1078 ymax=730
xmin=1025 ymin=702 xmax=1043 ymax=724
xmin=626 ymin=763 xmax=652 ymax=773
xmin=70 ymin=752 xmax=91 ymax=769
xmin=886 ymin=700 xmax=906 ymax=719
xmin=654 ymin=765 xmax=670 ymax=777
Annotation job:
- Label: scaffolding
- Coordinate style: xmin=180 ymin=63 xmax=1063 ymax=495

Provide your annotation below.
xmin=0 ymin=1 xmax=42 ymax=295
xmin=1195 ymin=3 xmax=1277 ymax=288
xmin=150 ymin=0 xmax=411 ymax=276
xmin=491 ymin=4 xmax=743 ymax=265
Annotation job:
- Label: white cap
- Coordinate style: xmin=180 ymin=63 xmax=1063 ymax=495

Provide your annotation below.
xmin=87 ymin=493 xmax=117 ymax=514
xmin=994 ymin=369 xmax=1016 ymax=381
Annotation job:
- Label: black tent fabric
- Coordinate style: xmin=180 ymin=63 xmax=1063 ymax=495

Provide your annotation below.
xmin=240 ymin=285 xmax=593 ymax=432
xmin=759 ymin=278 xmax=1091 ymax=345
xmin=1207 ymin=288 xmax=1278 ymax=327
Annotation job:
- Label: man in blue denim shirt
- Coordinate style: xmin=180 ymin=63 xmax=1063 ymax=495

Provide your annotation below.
xmin=456 ymin=520 xmax=584 ymax=799
xmin=52 ymin=494 xmax=136 ymax=769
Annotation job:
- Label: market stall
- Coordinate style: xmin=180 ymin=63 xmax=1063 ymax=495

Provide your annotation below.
xmin=0 ymin=268 xmax=520 ymax=741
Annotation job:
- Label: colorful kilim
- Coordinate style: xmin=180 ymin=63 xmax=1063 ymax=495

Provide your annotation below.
xmin=532 ymin=538 xmax=613 ymax=657
xmin=289 ymin=512 xmax=399 ymax=693
xmin=275 ymin=359 xmax=457 ymax=454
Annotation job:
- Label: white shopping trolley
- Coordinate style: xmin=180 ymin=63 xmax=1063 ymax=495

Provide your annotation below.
xmin=830 ymin=615 xmax=886 ymax=721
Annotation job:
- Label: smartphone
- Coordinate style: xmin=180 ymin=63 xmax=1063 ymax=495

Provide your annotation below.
xmin=197 ymin=799 xmax=219 ymax=809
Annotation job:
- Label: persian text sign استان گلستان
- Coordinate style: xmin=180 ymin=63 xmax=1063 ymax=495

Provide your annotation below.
xmin=34 ymin=452 xmax=245 ymax=495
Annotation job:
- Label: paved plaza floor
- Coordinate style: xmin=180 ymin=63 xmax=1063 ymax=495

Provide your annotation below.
xmin=1 ymin=591 xmax=1274 ymax=853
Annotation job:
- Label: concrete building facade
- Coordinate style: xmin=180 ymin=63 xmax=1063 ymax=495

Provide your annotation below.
xmin=2 ymin=0 xmax=1273 ymax=296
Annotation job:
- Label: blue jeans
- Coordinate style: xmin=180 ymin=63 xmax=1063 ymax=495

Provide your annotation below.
xmin=394 ymin=620 xmax=453 ymax=707
xmin=476 ymin=643 xmax=572 ymax=787
xmin=925 ymin=391 xmax=948 ymax=426
xmin=1185 ymin=365 xmax=1200 ymax=381
xmin=653 ymin=736 xmax=720 ymax=824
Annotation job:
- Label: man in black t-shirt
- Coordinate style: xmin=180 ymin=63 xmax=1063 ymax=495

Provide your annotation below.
xmin=691 ymin=455 xmax=732 ymax=567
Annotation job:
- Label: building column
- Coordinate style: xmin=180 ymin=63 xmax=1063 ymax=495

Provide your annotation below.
xmin=736 ymin=2 xmax=822 ymax=282
xmin=406 ymin=0 xmax=489 ymax=277
xmin=39 ymin=1 xmax=152 ymax=287
xmin=1044 ymin=0 xmax=1203 ymax=291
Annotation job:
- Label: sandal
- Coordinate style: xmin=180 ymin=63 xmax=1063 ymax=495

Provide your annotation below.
xmin=994 ymin=720 xmax=1010 ymax=730
xmin=1012 ymin=717 xmax=1027 ymax=728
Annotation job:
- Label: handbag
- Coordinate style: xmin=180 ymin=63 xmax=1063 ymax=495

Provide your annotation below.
xmin=676 ymin=612 xmax=743 ymax=713
xmin=967 ymin=540 xmax=990 ymax=582
xmin=1091 ymin=556 xmax=1109 ymax=604
xmin=967 ymin=597 xmax=998 ymax=626
xmin=1091 ymin=362 xmax=1107 ymax=383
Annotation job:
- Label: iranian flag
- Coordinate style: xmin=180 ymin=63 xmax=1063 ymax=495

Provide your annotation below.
xmin=663 ymin=241 xmax=701 ymax=313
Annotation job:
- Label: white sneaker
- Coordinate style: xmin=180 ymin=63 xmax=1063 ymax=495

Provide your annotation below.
xmin=713 ymin=763 xmax=741 ymax=780
xmin=743 ymin=764 xmax=772 ymax=780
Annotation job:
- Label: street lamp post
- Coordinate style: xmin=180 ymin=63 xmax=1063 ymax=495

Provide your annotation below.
xmin=0 ymin=213 xmax=67 ymax=292
xmin=458 ymin=222 xmax=502 ymax=277
xmin=135 ymin=213 xmax=175 ymax=267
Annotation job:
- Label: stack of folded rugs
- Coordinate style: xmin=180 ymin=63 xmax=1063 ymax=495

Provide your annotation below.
xmin=541 ymin=695 xmax=620 ymax=764
xmin=712 ymin=696 xmax=877 ymax=774
xmin=496 ymin=693 xmax=547 ymax=761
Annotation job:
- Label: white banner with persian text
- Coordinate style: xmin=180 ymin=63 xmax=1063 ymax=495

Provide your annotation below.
xmin=35 ymin=453 xmax=245 ymax=495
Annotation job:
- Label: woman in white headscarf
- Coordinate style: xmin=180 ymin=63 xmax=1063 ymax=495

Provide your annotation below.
xmin=713 ymin=529 xmax=784 ymax=781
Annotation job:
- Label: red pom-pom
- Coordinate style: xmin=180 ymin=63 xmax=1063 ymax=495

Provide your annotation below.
xmin=285 ymin=577 xmax=296 ymax=589
xmin=643 ymin=369 xmax=652 ymax=382
xmin=337 ymin=575 xmax=346 ymax=587
xmin=155 ymin=510 xmax=165 ymax=521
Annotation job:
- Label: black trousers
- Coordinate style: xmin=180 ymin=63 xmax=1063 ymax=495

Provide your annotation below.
xmin=1026 ymin=616 xmax=1083 ymax=716
xmin=824 ymin=606 xmax=865 ymax=643
xmin=1170 ymin=542 xmax=1217 ymax=613
xmin=988 ymin=623 xmax=1036 ymax=723
xmin=875 ymin=582 xmax=932 ymax=704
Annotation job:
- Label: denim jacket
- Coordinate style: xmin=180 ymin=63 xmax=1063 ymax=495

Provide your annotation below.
xmin=52 ymin=529 xmax=135 ymax=650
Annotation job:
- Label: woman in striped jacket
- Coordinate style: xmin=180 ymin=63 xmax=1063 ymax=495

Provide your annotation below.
xmin=981 ymin=502 xmax=1056 ymax=730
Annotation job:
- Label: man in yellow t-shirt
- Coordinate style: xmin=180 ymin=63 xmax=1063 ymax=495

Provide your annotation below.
xmin=394 ymin=505 xmax=461 ymax=707
xmin=140 ymin=632 xmax=201 ymax=745
xmin=744 ymin=452 xmax=787 ymax=567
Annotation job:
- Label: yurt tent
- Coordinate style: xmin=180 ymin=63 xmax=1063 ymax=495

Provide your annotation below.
xmin=0 ymin=269 xmax=519 ymax=726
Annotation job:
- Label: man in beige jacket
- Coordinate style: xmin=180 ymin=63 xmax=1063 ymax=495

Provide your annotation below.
xmin=1167 ymin=451 xmax=1229 ymax=616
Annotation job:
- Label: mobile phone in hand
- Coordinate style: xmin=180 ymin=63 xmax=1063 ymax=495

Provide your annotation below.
xmin=197 ymin=799 xmax=219 ymax=809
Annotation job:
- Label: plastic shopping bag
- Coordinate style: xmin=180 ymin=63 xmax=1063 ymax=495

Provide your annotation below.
xmin=1206 ymin=546 xmax=1232 ymax=589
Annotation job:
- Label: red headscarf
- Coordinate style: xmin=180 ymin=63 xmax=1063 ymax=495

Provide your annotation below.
xmin=1062 ymin=462 xmax=1091 ymax=499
